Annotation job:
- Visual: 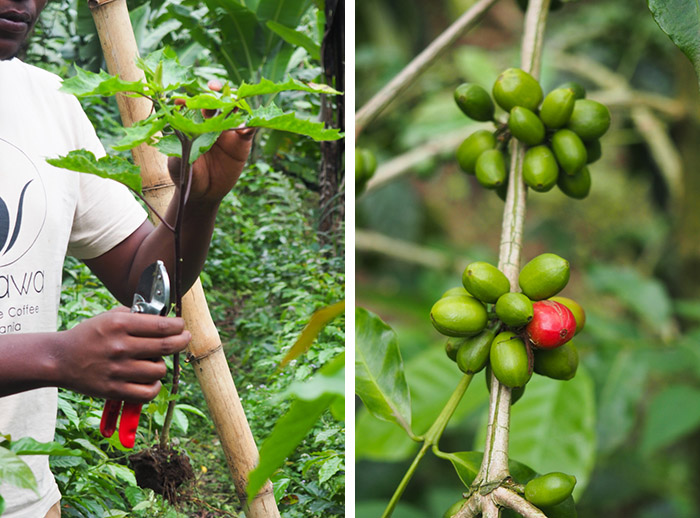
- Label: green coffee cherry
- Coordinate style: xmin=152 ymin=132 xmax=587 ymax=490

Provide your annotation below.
xmin=549 ymin=296 xmax=586 ymax=334
xmin=523 ymin=145 xmax=558 ymax=192
xmin=539 ymin=88 xmax=576 ymax=129
xmin=362 ymin=149 xmax=377 ymax=177
xmin=492 ymin=68 xmax=543 ymax=112
xmin=454 ymin=83 xmax=495 ymax=122
xmin=495 ymin=292 xmax=534 ymax=327
xmin=524 ymin=472 xmax=577 ymax=508
xmin=508 ymin=107 xmax=545 ymax=146
xmin=534 ymin=341 xmax=579 ymax=380
xmin=557 ymin=81 xmax=586 ymax=100
xmin=558 ymin=165 xmax=591 ymax=199
xmin=462 ymin=261 xmax=511 ymax=303
xmin=485 ymin=364 xmax=526 ymax=405
xmin=456 ymin=130 xmax=497 ymax=174
xmin=519 ymin=253 xmax=570 ymax=300
xmin=441 ymin=286 xmax=471 ymax=298
xmin=445 ymin=337 xmax=464 ymax=362
xmin=476 ymin=149 xmax=507 ymax=189
xmin=430 ymin=295 xmax=488 ymax=337
xmin=551 ymin=129 xmax=587 ymax=175
xmin=585 ymin=139 xmax=602 ymax=163
xmin=567 ymin=99 xmax=611 ymax=141
xmin=443 ymin=498 xmax=467 ymax=518
xmin=489 ymin=331 xmax=532 ymax=388
xmin=456 ymin=326 xmax=498 ymax=374
xmin=355 ymin=149 xmax=369 ymax=194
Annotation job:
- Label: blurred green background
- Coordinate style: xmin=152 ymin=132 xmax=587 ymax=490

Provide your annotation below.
xmin=355 ymin=0 xmax=700 ymax=517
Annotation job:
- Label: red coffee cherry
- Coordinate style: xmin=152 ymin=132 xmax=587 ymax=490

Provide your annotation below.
xmin=526 ymin=300 xmax=576 ymax=349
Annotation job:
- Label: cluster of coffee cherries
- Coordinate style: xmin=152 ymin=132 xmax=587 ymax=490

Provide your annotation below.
xmin=430 ymin=253 xmax=585 ymax=395
xmin=454 ymin=68 xmax=610 ymax=199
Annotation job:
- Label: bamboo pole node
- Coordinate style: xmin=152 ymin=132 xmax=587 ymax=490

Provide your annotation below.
xmin=185 ymin=343 xmax=224 ymax=364
xmin=88 ymin=0 xmax=118 ymax=8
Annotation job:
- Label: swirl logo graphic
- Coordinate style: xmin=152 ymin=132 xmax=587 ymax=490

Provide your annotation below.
xmin=0 ymin=138 xmax=47 ymax=268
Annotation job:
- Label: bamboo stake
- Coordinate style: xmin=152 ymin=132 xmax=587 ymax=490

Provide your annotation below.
xmin=87 ymin=1 xmax=279 ymax=515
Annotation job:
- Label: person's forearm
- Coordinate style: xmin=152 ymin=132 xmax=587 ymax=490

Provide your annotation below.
xmin=128 ymin=193 xmax=220 ymax=304
xmin=0 ymin=332 xmax=65 ymax=397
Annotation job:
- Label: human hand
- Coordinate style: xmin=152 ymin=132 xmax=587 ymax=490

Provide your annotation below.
xmin=56 ymin=307 xmax=190 ymax=403
xmin=168 ymin=80 xmax=256 ymax=204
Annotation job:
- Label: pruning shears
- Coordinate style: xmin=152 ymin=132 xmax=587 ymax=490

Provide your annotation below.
xmin=99 ymin=260 xmax=170 ymax=448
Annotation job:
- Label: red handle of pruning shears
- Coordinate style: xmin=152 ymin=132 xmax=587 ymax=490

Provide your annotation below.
xmin=100 ymin=260 xmax=169 ymax=448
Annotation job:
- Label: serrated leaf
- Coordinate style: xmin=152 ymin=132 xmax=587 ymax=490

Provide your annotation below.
xmin=112 ymin=115 xmax=167 ymax=151
xmin=237 ymin=77 xmax=338 ymax=100
xmin=477 ymin=366 xmax=596 ymax=498
xmin=279 ymin=301 xmax=345 ymax=369
xmin=247 ymin=110 xmax=342 ymax=141
xmin=47 ymin=150 xmax=142 ymax=193
xmin=164 ymin=109 xmax=247 ymax=137
xmin=61 ymin=66 xmax=147 ymax=97
xmin=0 ymin=446 xmax=38 ymax=493
xmin=641 ymin=384 xmax=700 ymax=454
xmin=265 ymin=21 xmax=321 ymax=61
xmin=648 ymin=0 xmax=700 ymax=87
xmin=355 ymin=308 xmax=412 ymax=436
xmin=154 ymin=134 xmax=182 ymax=157
xmin=137 ymin=47 xmax=195 ymax=91
xmin=356 ymin=347 xmax=489 ymax=461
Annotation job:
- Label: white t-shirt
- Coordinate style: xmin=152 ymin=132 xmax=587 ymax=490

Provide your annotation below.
xmin=0 ymin=59 xmax=147 ymax=517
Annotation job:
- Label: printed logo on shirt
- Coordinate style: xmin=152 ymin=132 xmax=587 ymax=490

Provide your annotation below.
xmin=0 ymin=138 xmax=47 ymax=268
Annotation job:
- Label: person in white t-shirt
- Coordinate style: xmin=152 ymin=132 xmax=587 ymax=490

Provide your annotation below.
xmin=0 ymin=1 xmax=256 ymax=516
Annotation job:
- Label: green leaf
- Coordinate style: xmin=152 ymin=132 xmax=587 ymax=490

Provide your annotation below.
xmin=112 ymin=115 xmax=167 ymax=152
xmin=597 ymin=348 xmax=649 ymax=454
xmin=641 ymin=384 xmax=700 ymax=454
xmin=60 ymin=66 xmax=147 ymax=97
xmin=172 ymin=407 xmax=189 ymax=434
xmin=10 ymin=437 xmax=83 ymax=457
xmin=238 ymin=77 xmax=339 ymax=99
xmin=248 ymin=110 xmax=341 ymax=141
xmin=279 ymin=300 xmax=345 ymax=369
xmin=281 ymin=357 xmax=345 ymax=401
xmin=164 ymin=109 xmax=247 ymax=137
xmin=265 ymin=21 xmax=321 ymax=61
xmin=246 ymin=393 xmax=334 ymax=502
xmin=137 ymin=47 xmax=195 ymax=91
xmin=588 ymin=264 xmax=673 ymax=336
xmin=477 ymin=366 xmax=597 ymax=499
xmin=190 ymin=132 xmax=222 ymax=164
xmin=0 ymin=446 xmax=38 ymax=494
xmin=355 ymin=308 xmax=412 ymax=436
xmin=356 ymin=343 xmax=489 ymax=461
xmin=318 ymin=455 xmax=343 ymax=485
xmin=0 ymin=494 xmax=5 ymax=515
xmin=648 ymin=0 xmax=700 ymax=87
xmin=46 ymin=150 xmax=143 ymax=194
xmin=175 ymin=404 xmax=208 ymax=420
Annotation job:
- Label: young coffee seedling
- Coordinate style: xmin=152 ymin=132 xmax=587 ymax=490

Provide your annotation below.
xmin=48 ymin=47 xmax=341 ymax=449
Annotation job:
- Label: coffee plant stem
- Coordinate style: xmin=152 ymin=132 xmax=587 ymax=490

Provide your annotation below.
xmin=355 ymin=0 xmax=499 ymax=138
xmin=492 ymin=486 xmax=547 ymax=518
xmin=380 ymin=442 xmax=430 ymax=518
xmin=380 ymin=374 xmax=474 ymax=518
xmin=160 ymin=135 xmax=194 ymax=449
xmin=472 ymin=0 xmax=551 ymax=514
